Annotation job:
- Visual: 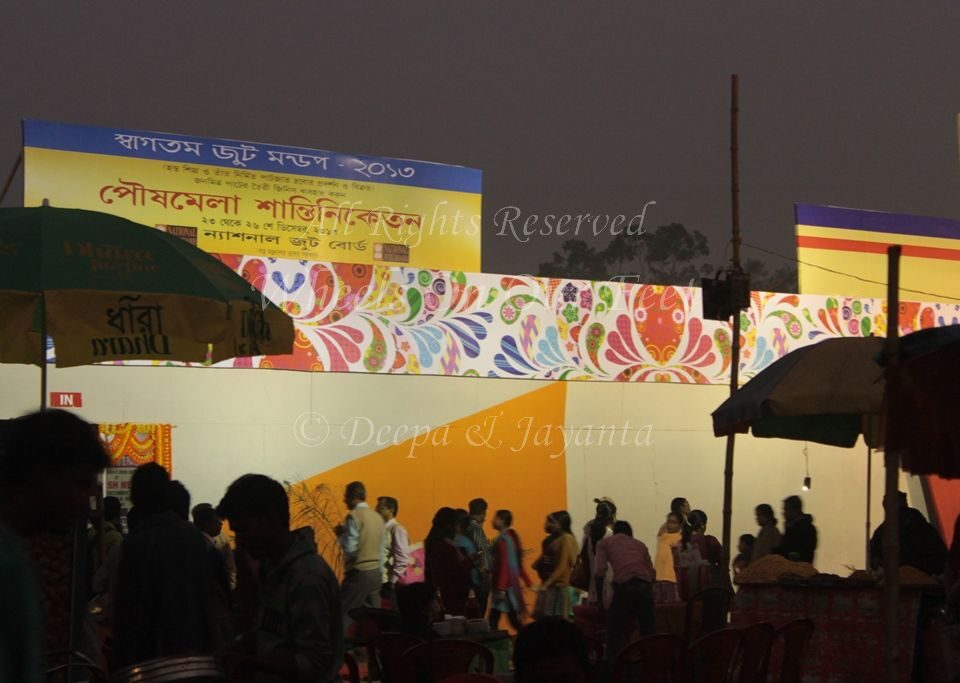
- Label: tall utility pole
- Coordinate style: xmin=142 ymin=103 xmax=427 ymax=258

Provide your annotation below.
xmin=721 ymin=74 xmax=742 ymax=570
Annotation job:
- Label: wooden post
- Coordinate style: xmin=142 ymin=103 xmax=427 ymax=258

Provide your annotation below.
xmin=721 ymin=74 xmax=741 ymax=570
xmin=882 ymin=245 xmax=902 ymax=683
xmin=0 ymin=153 xmax=22 ymax=205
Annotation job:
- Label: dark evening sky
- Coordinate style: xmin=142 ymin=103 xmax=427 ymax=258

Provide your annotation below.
xmin=3 ymin=2 xmax=959 ymax=279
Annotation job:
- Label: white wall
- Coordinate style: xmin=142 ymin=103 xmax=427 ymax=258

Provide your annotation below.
xmin=1 ymin=363 xmax=906 ymax=575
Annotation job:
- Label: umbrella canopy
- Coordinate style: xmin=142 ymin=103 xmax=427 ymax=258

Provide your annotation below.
xmin=0 ymin=206 xmax=294 ymax=367
xmin=887 ymin=324 xmax=960 ymax=478
xmin=711 ymin=336 xmax=885 ymax=448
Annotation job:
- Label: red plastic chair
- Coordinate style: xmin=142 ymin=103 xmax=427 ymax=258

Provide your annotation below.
xmin=349 ymin=606 xmax=401 ymax=641
xmin=438 ymin=675 xmax=501 ymax=683
xmin=613 ymin=633 xmax=685 ymax=683
xmin=396 ymin=639 xmax=495 ymax=681
xmin=735 ymin=622 xmax=775 ymax=683
xmin=339 ymin=650 xmax=360 ymax=683
xmin=681 ymin=628 xmax=743 ymax=683
xmin=583 ymin=634 xmax=605 ymax=678
xmin=684 ymin=588 xmax=734 ymax=644
xmin=772 ymin=619 xmax=815 ymax=683
xmin=374 ymin=632 xmax=426 ymax=683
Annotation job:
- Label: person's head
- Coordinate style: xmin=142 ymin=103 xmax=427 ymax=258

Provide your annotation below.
xmin=376 ymin=496 xmax=398 ymax=522
xmin=454 ymin=508 xmax=471 ymax=535
xmin=103 ymin=496 xmax=123 ymax=524
xmin=396 ymin=582 xmax=443 ymax=627
xmin=0 ymin=410 xmax=109 ymax=535
xmin=192 ymin=502 xmax=223 ymax=538
xmin=665 ymin=512 xmax=683 ymax=534
xmin=514 ymin=617 xmax=591 ymax=683
xmin=688 ymin=509 xmax=708 ymax=533
xmin=738 ymin=534 xmax=755 ymax=555
xmin=429 ymin=507 xmax=458 ymax=541
xmin=344 ymin=481 xmax=366 ymax=510
xmin=130 ymin=462 xmax=171 ymax=517
xmin=671 ymin=497 xmax=691 ymax=518
xmin=468 ymin=498 xmax=488 ymax=523
xmin=594 ymin=498 xmax=617 ymax=524
xmin=493 ymin=509 xmax=513 ymax=532
xmin=613 ymin=521 xmax=633 ymax=537
xmin=883 ymin=491 xmax=909 ymax=509
xmin=217 ymin=474 xmax=290 ymax=560
xmin=755 ymin=503 xmax=776 ymax=528
xmin=546 ymin=510 xmax=572 ymax=535
xmin=783 ymin=495 xmax=803 ymax=523
xmin=165 ymin=480 xmax=191 ymax=520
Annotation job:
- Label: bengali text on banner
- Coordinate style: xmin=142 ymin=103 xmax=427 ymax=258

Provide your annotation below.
xmin=23 ymin=120 xmax=482 ymax=271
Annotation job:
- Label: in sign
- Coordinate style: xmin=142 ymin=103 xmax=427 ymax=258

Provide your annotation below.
xmin=50 ymin=392 xmax=83 ymax=408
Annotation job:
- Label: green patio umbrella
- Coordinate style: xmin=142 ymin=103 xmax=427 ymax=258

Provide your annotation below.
xmin=0 ymin=205 xmax=295 ymax=405
xmin=711 ymin=335 xmax=885 ymax=447
xmin=0 ymin=205 xmax=295 ymax=682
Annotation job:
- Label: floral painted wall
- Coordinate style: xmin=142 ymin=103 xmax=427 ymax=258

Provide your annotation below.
xmin=180 ymin=255 xmax=960 ymax=385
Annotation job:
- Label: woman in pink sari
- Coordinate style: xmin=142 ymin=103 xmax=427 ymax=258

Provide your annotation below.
xmin=489 ymin=509 xmax=532 ymax=631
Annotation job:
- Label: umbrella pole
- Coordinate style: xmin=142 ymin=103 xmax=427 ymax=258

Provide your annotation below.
xmin=882 ymin=245 xmax=902 ymax=683
xmin=866 ymin=447 xmax=872 ymax=568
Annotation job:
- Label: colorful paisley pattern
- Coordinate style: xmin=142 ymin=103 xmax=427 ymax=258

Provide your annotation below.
xmin=114 ymin=256 xmax=960 ymax=385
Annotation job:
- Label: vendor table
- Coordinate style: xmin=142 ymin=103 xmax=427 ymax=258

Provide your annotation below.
xmin=731 ymin=583 xmax=923 ymax=683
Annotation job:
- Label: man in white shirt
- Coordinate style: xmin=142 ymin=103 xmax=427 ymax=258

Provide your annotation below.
xmin=375 ymin=496 xmax=410 ymax=609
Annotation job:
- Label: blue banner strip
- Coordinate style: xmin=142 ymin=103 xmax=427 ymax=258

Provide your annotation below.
xmin=23 ymin=119 xmax=482 ymax=194
xmin=795 ymin=203 xmax=960 ymax=239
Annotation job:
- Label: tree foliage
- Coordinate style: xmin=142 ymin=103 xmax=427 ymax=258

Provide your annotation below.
xmin=537 ymin=222 xmax=797 ymax=293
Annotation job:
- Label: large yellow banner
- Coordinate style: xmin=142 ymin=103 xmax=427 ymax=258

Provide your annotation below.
xmin=23 ymin=120 xmax=482 ymax=271
xmin=795 ymin=203 xmax=960 ymax=303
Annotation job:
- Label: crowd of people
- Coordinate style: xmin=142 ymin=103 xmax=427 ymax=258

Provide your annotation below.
xmin=2 ymin=410 xmax=959 ymax=683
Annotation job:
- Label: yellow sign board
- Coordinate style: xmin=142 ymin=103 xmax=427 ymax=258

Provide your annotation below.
xmin=24 ymin=120 xmax=482 ymax=271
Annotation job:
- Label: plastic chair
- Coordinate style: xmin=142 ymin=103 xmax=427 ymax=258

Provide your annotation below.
xmin=613 ymin=633 xmax=684 ymax=683
xmin=681 ymin=628 xmax=743 ymax=683
xmin=396 ymin=639 xmax=495 ymax=682
xmin=349 ymin=606 xmax=402 ymax=641
xmin=340 ymin=650 xmax=360 ymax=683
xmin=109 ymin=655 xmax=226 ymax=682
xmin=374 ymin=631 xmax=427 ymax=683
xmin=438 ymin=675 xmax=502 ymax=683
xmin=772 ymin=619 xmax=815 ymax=683
xmin=583 ymin=634 xmax=605 ymax=677
xmin=735 ymin=622 xmax=775 ymax=683
xmin=684 ymin=588 xmax=733 ymax=644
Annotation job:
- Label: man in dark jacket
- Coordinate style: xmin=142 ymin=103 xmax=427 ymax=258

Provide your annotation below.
xmin=775 ymin=495 xmax=818 ymax=563
xmin=869 ymin=491 xmax=948 ymax=576
xmin=218 ymin=474 xmax=343 ymax=683
xmin=113 ymin=464 xmax=218 ymax=668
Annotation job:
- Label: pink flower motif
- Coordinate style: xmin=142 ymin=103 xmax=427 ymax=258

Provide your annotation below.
xmin=424 ymin=292 xmax=439 ymax=311
xmin=579 ymin=290 xmax=593 ymax=310
xmin=502 ymin=306 xmax=518 ymax=322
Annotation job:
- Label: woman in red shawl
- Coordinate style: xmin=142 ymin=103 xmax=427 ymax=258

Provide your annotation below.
xmin=424 ymin=507 xmax=475 ymax=616
xmin=489 ymin=509 xmax=532 ymax=631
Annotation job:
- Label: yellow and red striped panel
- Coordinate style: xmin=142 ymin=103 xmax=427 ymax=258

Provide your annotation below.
xmin=795 ymin=204 xmax=960 ymax=301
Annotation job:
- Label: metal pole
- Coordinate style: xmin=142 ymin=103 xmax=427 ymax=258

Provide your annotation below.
xmin=882 ymin=245 xmax=902 ymax=683
xmin=866 ymin=447 xmax=872 ymax=569
xmin=721 ymin=74 xmax=741 ymax=570
xmin=40 ymin=296 xmax=47 ymax=411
